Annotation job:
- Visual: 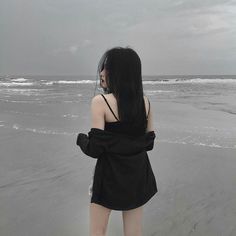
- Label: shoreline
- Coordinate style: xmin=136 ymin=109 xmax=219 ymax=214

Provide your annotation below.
xmin=1 ymin=127 xmax=236 ymax=235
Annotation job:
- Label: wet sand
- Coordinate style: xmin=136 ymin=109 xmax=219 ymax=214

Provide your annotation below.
xmin=1 ymin=88 xmax=236 ymax=235
xmin=1 ymin=127 xmax=236 ymax=236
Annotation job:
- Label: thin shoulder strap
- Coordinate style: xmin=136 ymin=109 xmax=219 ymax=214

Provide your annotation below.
xmin=100 ymin=94 xmax=119 ymax=121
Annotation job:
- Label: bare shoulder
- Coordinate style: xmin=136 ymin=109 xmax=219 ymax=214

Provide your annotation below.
xmin=90 ymin=95 xmax=104 ymax=116
xmin=91 ymin=94 xmax=104 ymax=104
xmin=90 ymin=95 xmax=105 ymax=129
xmin=90 ymin=94 xmax=105 ymax=113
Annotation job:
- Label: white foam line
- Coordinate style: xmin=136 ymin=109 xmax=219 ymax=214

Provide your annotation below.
xmin=57 ymin=80 xmax=95 ymax=84
xmin=1 ymin=100 xmax=43 ymax=103
xmin=3 ymin=110 xmax=80 ymax=119
xmin=145 ymin=90 xmax=174 ymax=93
xmin=43 ymin=80 xmax=96 ymax=85
xmin=143 ymin=79 xmax=236 ymax=84
xmin=25 ymin=127 xmax=76 ymax=136
xmin=62 ymin=114 xmax=80 ymax=118
xmin=177 ymin=136 xmax=192 ymax=141
xmin=8 ymin=123 xmax=77 ymax=136
xmin=157 ymin=139 xmax=236 ymax=149
xmin=0 ymin=82 xmax=34 ymax=86
xmin=11 ymin=78 xmax=27 ymax=82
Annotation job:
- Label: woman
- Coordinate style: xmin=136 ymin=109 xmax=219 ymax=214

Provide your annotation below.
xmin=77 ymin=46 xmax=157 ymax=236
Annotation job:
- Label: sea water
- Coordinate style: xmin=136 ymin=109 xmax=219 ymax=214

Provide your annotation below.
xmin=0 ymin=75 xmax=236 ymax=149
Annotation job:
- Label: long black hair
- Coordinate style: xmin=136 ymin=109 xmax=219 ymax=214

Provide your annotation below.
xmin=95 ymin=46 xmax=147 ymax=129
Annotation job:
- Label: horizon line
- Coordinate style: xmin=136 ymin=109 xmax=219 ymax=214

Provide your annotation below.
xmin=1 ymin=74 xmax=236 ymax=77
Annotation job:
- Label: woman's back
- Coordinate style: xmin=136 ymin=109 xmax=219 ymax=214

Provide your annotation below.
xmin=101 ymin=93 xmax=151 ymax=136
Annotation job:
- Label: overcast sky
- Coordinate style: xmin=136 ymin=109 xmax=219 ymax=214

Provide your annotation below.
xmin=1 ymin=0 xmax=236 ymax=76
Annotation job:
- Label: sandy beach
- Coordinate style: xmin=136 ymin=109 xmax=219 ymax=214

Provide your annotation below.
xmin=0 ymin=76 xmax=236 ymax=235
xmin=1 ymin=128 xmax=236 ymax=236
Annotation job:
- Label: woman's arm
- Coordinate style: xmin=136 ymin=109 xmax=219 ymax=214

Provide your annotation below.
xmin=144 ymin=96 xmax=154 ymax=132
xmin=76 ymin=95 xmax=106 ymax=158
xmin=146 ymin=104 xmax=154 ymax=132
xmin=90 ymin=95 xmax=105 ymax=130
xmin=144 ymin=96 xmax=156 ymax=151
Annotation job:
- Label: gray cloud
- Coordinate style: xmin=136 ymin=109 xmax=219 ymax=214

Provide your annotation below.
xmin=0 ymin=0 xmax=235 ymax=75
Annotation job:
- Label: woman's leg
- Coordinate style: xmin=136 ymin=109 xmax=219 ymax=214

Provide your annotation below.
xmin=89 ymin=203 xmax=112 ymax=236
xmin=122 ymin=206 xmax=143 ymax=236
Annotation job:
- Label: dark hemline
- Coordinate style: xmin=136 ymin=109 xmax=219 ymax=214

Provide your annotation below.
xmin=90 ymin=188 xmax=158 ymax=211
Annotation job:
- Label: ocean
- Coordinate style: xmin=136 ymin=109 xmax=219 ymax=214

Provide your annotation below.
xmin=1 ymin=75 xmax=236 ymax=236
xmin=1 ymin=75 xmax=236 ymax=149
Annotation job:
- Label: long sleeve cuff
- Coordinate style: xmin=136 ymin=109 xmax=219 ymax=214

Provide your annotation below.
xmin=76 ymin=132 xmax=106 ymax=159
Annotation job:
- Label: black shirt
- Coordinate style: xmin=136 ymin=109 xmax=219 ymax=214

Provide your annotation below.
xmin=76 ymin=126 xmax=158 ymax=211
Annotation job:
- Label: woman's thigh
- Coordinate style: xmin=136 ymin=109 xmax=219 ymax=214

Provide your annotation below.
xmin=122 ymin=206 xmax=143 ymax=236
xmin=89 ymin=203 xmax=112 ymax=236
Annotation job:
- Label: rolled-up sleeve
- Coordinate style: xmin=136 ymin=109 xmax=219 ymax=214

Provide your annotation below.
xmin=76 ymin=132 xmax=107 ymax=159
xmin=145 ymin=131 xmax=156 ymax=151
